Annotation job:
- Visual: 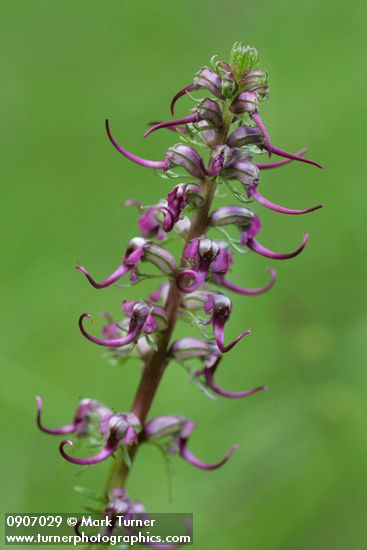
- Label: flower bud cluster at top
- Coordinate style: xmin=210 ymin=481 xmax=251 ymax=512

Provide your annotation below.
xmin=37 ymin=43 xmax=322 ymax=514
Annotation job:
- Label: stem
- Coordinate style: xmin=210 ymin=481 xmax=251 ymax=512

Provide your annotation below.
xmin=103 ymin=103 xmax=233 ymax=500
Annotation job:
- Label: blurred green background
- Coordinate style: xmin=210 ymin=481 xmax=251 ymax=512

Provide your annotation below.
xmin=1 ymin=1 xmax=366 ymax=548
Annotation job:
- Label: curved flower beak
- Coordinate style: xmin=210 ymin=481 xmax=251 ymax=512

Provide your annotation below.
xmin=208 ymin=294 xmax=251 ymax=353
xmin=251 ymin=112 xmax=272 ymax=151
xmin=246 ymin=233 xmax=309 ymax=259
xmin=178 ymin=421 xmax=238 ymax=471
xmin=105 ymin=119 xmax=169 ymax=170
xmin=249 ymin=186 xmax=323 ymax=215
xmin=144 ymin=115 xmax=197 ymax=138
xmin=250 ymin=111 xmax=322 ymax=168
xmin=59 ymin=439 xmax=117 ymax=465
xmin=213 ymin=269 xmax=277 ymax=296
xmin=170 ymin=84 xmax=197 ymax=115
xmin=266 ymin=145 xmax=322 ymax=169
xmin=214 ymin=323 xmax=251 ymax=353
xmin=176 ymin=269 xmax=207 ymax=293
xmin=203 ymin=367 xmax=268 ymax=399
xmin=76 ymin=263 xmax=129 ymax=289
xmin=79 ymin=304 xmax=152 ymax=348
xmin=76 ymin=239 xmax=146 ymax=289
xmin=36 ymin=396 xmax=77 ymax=435
xmin=255 ymin=148 xmax=307 ymax=169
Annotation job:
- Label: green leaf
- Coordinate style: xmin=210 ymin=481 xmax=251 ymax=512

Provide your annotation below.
xmin=121 ymin=446 xmax=132 ymax=469
xmin=74 ymin=485 xmax=104 ymax=503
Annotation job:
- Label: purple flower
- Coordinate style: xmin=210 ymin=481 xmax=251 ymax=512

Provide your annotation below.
xmin=107 ymin=120 xmax=208 ymax=179
xmin=209 ymin=205 xmax=309 ymax=260
xmin=246 ymin=180 xmax=323 ymax=215
xmin=145 ymin=98 xmax=223 ymax=138
xmin=106 ymin=487 xmax=145 ymax=517
xmin=125 ymin=200 xmax=167 ymax=241
xmin=60 ymin=412 xmax=141 ymax=465
xmin=170 ymin=69 xmax=224 ymax=115
xmin=162 ymin=184 xmax=204 ymax=233
xmin=181 ymin=291 xmax=251 ymax=353
xmin=204 ymin=293 xmax=251 ymax=353
xmin=177 ymin=238 xmax=232 ymax=293
xmin=169 ymin=337 xmax=220 ymax=365
xmin=196 ymin=355 xmax=268 ymax=399
xmin=229 ymin=97 xmax=321 ymax=168
xmin=36 ymin=396 xmax=111 ymax=437
xmin=79 ymin=301 xmax=156 ymax=348
xmin=106 ymin=119 xmax=170 ymax=170
xmin=76 ymin=237 xmax=177 ymax=289
xmin=143 ymin=416 xmax=238 ymax=471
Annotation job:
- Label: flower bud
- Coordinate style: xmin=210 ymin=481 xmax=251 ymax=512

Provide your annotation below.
xmin=239 ymin=70 xmax=269 ymax=98
xmin=167 ymin=144 xmax=207 ymax=179
xmin=142 ymin=241 xmax=178 ymax=273
xmin=170 ymin=337 xmax=218 ymax=362
xmin=196 ymin=98 xmax=223 ymax=128
xmin=194 ymin=66 xmax=223 ymax=98
xmin=101 ymin=413 xmax=142 ymax=446
xmin=226 ymin=125 xmax=265 ymax=148
xmin=143 ymin=416 xmax=186 ymax=441
xmin=230 ymin=91 xmax=259 ymax=115
xmin=209 ymin=205 xmax=255 ymax=229
xmin=221 ymin=156 xmax=260 ymax=187
xmin=229 ymin=42 xmax=260 ymax=82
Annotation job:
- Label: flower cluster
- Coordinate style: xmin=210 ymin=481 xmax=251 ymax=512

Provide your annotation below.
xmin=37 ymin=43 xmax=321 ymax=519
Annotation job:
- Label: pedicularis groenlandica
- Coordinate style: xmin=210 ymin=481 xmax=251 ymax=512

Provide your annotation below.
xmin=36 ymin=42 xmax=322 ymax=541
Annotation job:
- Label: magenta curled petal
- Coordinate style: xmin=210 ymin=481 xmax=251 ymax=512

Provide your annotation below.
xmin=176 ymin=269 xmax=206 ymax=293
xmin=144 ymin=114 xmax=197 ymax=138
xmin=170 ymin=84 xmax=197 ymax=115
xmin=59 ymin=440 xmax=116 ymax=465
xmin=247 ymin=233 xmax=309 ymax=260
xmin=251 ymin=112 xmax=271 ymax=150
xmin=255 ymin=148 xmax=307 ymax=169
xmin=204 ymin=369 xmax=268 ymax=399
xmin=267 ymin=145 xmax=322 ymax=169
xmin=105 ymin=119 xmax=169 ymax=170
xmin=250 ymin=188 xmax=323 ymax=215
xmin=79 ymin=313 xmax=136 ymax=348
xmin=76 ymin=263 xmax=128 ymax=289
xmin=179 ymin=441 xmax=239 ymax=471
xmin=36 ymin=397 xmax=77 ymax=435
xmin=214 ymin=325 xmax=251 ymax=353
xmin=214 ymin=269 xmax=277 ymax=296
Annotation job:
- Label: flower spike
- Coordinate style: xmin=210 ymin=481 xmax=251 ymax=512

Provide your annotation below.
xmin=105 ymin=119 xmax=169 ymax=170
xmin=249 ymin=186 xmax=323 ymax=215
